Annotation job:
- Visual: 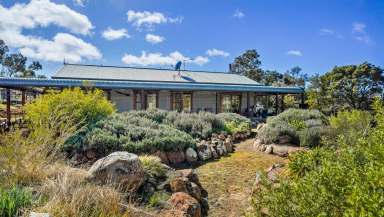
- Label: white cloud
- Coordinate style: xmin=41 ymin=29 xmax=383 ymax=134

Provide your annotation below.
xmin=73 ymin=0 xmax=86 ymax=7
xmin=127 ymin=10 xmax=183 ymax=29
xmin=352 ymin=22 xmax=366 ymax=33
xmin=102 ymin=27 xmax=130 ymax=40
xmin=352 ymin=22 xmax=373 ymax=44
xmin=319 ymin=28 xmax=343 ymax=39
xmin=121 ymin=51 xmax=209 ymax=66
xmin=206 ymin=48 xmax=229 ymax=57
xmin=0 ymin=0 xmax=101 ymax=63
xmin=233 ymin=9 xmax=244 ymax=19
xmin=286 ymin=50 xmax=303 ymax=56
xmin=145 ymin=34 xmax=165 ymax=44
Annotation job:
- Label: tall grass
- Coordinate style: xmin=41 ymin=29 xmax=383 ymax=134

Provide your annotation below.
xmin=0 ymin=186 xmax=32 ymax=217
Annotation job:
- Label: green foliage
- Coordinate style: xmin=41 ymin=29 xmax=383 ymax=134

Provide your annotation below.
xmin=139 ymin=155 xmax=168 ymax=179
xmin=0 ymin=39 xmax=43 ymax=78
xmin=148 ymin=192 xmax=170 ymax=208
xmin=216 ymin=112 xmax=251 ymax=134
xmin=298 ymin=127 xmax=324 ymax=148
xmin=24 ymin=88 xmax=115 ymax=154
xmin=25 ymin=88 xmax=115 ymax=130
xmin=307 ymin=62 xmax=384 ymax=113
xmin=325 ymin=109 xmax=372 ymax=146
xmin=249 ymin=101 xmax=384 ymax=217
xmin=0 ymin=186 xmax=32 ymax=217
xmin=258 ymin=109 xmax=327 ymax=147
xmin=288 ymin=119 xmax=306 ymax=130
xmin=166 ymin=111 xmax=225 ymax=138
xmin=80 ymin=113 xmax=195 ymax=155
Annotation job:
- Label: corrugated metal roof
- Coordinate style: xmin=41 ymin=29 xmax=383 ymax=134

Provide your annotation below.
xmin=53 ymin=64 xmax=262 ymax=85
xmin=0 ymin=77 xmax=305 ymax=94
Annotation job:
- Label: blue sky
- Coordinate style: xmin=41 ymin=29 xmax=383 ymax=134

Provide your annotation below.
xmin=0 ymin=0 xmax=383 ymax=77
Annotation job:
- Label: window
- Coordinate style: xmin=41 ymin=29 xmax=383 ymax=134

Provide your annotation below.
xmin=172 ymin=92 xmax=192 ymax=112
xmin=133 ymin=91 xmax=158 ymax=110
xmin=146 ymin=93 xmax=157 ymax=110
xmin=133 ymin=91 xmax=143 ymax=110
xmin=221 ymin=94 xmax=241 ymax=113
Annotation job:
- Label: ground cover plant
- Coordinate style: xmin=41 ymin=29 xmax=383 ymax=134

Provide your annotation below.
xmin=82 ymin=113 xmax=196 ymax=155
xmin=257 ymin=108 xmax=327 ymax=147
xmin=249 ymin=100 xmax=384 ymax=217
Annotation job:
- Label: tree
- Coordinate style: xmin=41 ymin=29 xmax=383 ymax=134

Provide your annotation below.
xmin=307 ymin=62 xmax=384 ymax=113
xmin=0 ymin=39 xmax=43 ymax=78
xmin=230 ymin=49 xmax=264 ymax=82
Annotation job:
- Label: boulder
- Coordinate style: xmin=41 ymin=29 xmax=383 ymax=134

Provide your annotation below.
xmin=224 ymin=137 xmax=233 ymax=153
xmin=218 ymin=133 xmax=226 ymax=140
xmin=196 ymin=143 xmax=212 ymax=161
xmin=264 ymin=145 xmax=273 ymax=154
xmin=167 ymin=150 xmax=185 ymax=164
xmin=216 ymin=142 xmax=227 ymax=156
xmin=170 ymin=177 xmax=190 ymax=193
xmin=271 ymin=144 xmax=289 ymax=157
xmin=210 ymin=145 xmax=219 ymax=159
xmin=87 ymin=152 xmax=145 ymax=191
xmin=185 ymin=148 xmax=198 ymax=163
xmin=168 ymin=192 xmax=202 ymax=217
xmin=253 ymin=139 xmax=262 ymax=150
xmin=153 ymin=151 xmax=169 ymax=164
xmin=256 ymin=123 xmax=265 ymax=132
xmin=277 ymin=135 xmax=292 ymax=145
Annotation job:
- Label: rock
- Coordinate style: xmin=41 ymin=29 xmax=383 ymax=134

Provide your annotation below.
xmin=30 ymin=213 xmax=50 ymax=217
xmin=266 ymin=163 xmax=284 ymax=183
xmin=153 ymin=151 xmax=169 ymax=164
xmin=168 ymin=192 xmax=202 ymax=217
xmin=271 ymin=144 xmax=289 ymax=157
xmin=210 ymin=145 xmax=219 ymax=159
xmin=188 ymin=182 xmax=202 ymax=201
xmin=185 ymin=148 xmax=198 ymax=163
xmin=197 ymin=143 xmax=212 ymax=161
xmin=170 ymin=177 xmax=190 ymax=193
xmin=218 ymin=133 xmax=226 ymax=140
xmin=253 ymin=139 xmax=262 ymax=149
xmin=278 ymin=135 xmax=292 ymax=145
xmin=256 ymin=123 xmax=265 ymax=132
xmin=167 ymin=150 xmax=185 ymax=164
xmin=87 ymin=152 xmax=145 ymax=191
xmin=264 ymin=145 xmax=273 ymax=154
xmin=224 ymin=138 xmax=233 ymax=153
xmin=211 ymin=138 xmax=219 ymax=145
xmin=216 ymin=142 xmax=227 ymax=156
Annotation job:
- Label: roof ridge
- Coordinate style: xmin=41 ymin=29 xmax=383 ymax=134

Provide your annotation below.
xmin=63 ymin=63 xmax=233 ymax=75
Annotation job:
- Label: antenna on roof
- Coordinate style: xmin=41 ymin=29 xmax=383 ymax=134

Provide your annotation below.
xmin=175 ymin=61 xmax=182 ymax=71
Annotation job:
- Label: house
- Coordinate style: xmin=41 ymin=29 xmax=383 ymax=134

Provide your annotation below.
xmin=0 ymin=63 xmax=304 ymax=125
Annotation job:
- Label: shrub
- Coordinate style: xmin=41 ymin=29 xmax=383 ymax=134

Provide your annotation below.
xmin=258 ymin=109 xmax=326 ymax=147
xmin=216 ymin=112 xmax=251 ymax=134
xmin=298 ymin=127 xmax=325 ymax=148
xmin=166 ymin=111 xmax=225 ymax=138
xmin=325 ymin=109 xmax=372 ymax=146
xmin=24 ymin=88 xmax=115 ymax=129
xmin=248 ymin=102 xmax=384 ymax=217
xmin=80 ymin=113 xmax=196 ymax=155
xmin=0 ymin=186 xmax=32 ymax=217
xmin=139 ymin=155 xmax=168 ymax=179
xmin=24 ymin=88 xmax=115 ymax=153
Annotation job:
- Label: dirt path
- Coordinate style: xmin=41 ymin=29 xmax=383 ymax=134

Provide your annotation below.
xmin=196 ymin=138 xmax=285 ymax=217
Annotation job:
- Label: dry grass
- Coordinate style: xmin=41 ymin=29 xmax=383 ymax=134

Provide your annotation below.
xmin=35 ymin=165 xmax=129 ymax=217
xmin=196 ymin=139 xmax=286 ymax=217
